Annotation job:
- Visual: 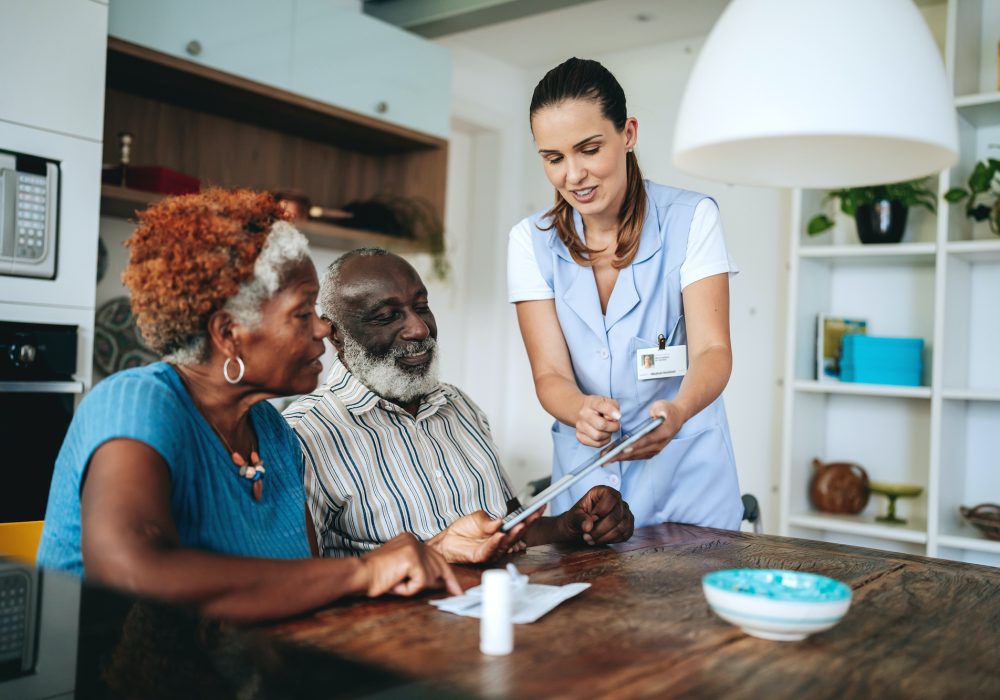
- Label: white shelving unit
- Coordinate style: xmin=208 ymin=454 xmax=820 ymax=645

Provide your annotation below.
xmin=779 ymin=0 xmax=1000 ymax=566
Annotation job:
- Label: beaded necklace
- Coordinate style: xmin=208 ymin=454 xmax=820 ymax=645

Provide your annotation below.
xmin=174 ymin=366 xmax=265 ymax=501
xmin=205 ymin=415 xmax=266 ymax=502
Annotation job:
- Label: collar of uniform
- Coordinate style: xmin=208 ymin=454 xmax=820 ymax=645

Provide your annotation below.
xmin=544 ymin=180 xmax=661 ymax=265
xmin=327 ymin=356 xmax=450 ymax=419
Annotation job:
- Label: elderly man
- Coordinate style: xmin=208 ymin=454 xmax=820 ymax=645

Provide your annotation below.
xmin=284 ymin=247 xmax=634 ymax=561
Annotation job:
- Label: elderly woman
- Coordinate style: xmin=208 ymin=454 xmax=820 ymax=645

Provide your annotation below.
xmin=36 ymin=188 xmax=463 ymax=621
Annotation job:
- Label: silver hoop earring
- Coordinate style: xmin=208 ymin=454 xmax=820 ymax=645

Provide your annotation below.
xmin=223 ymin=356 xmax=245 ymax=385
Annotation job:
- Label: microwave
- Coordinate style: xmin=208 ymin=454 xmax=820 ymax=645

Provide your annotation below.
xmin=0 ymin=149 xmax=59 ymax=280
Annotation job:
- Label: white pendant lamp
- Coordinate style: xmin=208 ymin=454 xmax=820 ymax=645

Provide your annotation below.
xmin=672 ymin=0 xmax=958 ymax=188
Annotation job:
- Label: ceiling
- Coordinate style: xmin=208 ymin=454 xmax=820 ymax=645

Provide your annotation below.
xmin=368 ymin=0 xmax=945 ymax=71
xmin=382 ymin=0 xmax=731 ymax=69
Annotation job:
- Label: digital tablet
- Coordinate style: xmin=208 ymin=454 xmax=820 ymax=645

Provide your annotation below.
xmin=501 ymin=417 xmax=664 ymax=532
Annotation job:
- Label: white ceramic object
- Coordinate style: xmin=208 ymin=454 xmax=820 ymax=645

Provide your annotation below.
xmin=702 ymin=569 xmax=852 ymax=642
xmin=673 ymin=0 xmax=957 ymax=188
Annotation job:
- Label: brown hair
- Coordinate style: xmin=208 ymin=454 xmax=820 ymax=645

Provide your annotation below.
xmin=123 ymin=187 xmax=288 ymax=357
xmin=529 ymin=57 xmax=647 ymax=269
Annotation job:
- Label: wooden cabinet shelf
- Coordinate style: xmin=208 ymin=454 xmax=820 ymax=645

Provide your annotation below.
xmin=102 ymin=38 xmax=447 ymax=252
xmin=100 ymin=185 xmax=423 ymax=253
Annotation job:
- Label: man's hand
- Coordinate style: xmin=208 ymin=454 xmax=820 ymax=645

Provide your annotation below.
xmin=359 ymin=533 xmax=462 ymax=597
xmin=429 ymin=508 xmax=543 ymax=564
xmin=576 ymin=395 xmax=621 ymax=447
xmin=558 ymin=486 xmax=634 ymax=545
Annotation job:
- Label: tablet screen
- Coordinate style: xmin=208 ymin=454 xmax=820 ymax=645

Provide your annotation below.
xmin=501 ymin=417 xmax=664 ymax=532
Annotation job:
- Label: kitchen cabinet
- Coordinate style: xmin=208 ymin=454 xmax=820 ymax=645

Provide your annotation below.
xmin=107 ymin=0 xmax=450 ymax=139
xmin=778 ymin=0 xmax=1000 ymax=567
xmin=100 ymin=37 xmax=448 ymax=253
xmin=2 ymin=0 xmax=108 ymax=141
xmin=289 ymin=4 xmax=451 ymax=139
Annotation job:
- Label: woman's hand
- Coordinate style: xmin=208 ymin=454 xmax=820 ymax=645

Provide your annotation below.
xmin=429 ymin=508 xmax=543 ymax=564
xmin=608 ymin=400 xmax=687 ymax=463
xmin=576 ymin=395 xmax=621 ymax=447
xmin=359 ymin=533 xmax=462 ymax=597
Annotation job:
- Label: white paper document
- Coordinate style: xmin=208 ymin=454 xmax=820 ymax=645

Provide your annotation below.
xmin=431 ymin=581 xmax=590 ymax=624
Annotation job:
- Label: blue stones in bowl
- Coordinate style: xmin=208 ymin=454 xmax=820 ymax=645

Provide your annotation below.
xmin=702 ymin=569 xmax=852 ymax=641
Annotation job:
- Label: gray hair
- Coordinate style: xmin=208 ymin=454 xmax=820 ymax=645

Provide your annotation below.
xmin=319 ymin=247 xmax=390 ymax=322
xmin=166 ymin=220 xmax=311 ymax=364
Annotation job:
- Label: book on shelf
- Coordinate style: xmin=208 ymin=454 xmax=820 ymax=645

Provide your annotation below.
xmin=816 ymin=314 xmax=868 ymax=381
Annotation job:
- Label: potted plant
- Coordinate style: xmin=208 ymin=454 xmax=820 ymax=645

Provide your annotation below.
xmin=944 ymin=158 xmax=1000 ymax=235
xmin=807 ymin=178 xmax=937 ymax=244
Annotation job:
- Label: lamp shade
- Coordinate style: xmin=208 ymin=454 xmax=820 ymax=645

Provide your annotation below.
xmin=672 ymin=0 xmax=958 ymax=188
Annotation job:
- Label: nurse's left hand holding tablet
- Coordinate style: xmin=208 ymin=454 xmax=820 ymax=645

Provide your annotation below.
xmin=575 ymin=394 xmax=622 ymax=446
xmin=607 ymin=400 xmax=687 ymax=463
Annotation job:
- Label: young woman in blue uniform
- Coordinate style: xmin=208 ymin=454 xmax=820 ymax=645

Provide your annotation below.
xmin=508 ymin=57 xmax=742 ymax=530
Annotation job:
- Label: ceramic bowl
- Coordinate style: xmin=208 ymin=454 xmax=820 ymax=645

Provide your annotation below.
xmin=702 ymin=569 xmax=852 ymax=642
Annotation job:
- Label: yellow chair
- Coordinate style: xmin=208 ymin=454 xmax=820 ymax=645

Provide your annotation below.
xmin=0 ymin=521 xmax=44 ymax=563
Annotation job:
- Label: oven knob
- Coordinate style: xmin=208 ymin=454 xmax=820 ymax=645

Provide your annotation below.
xmin=11 ymin=343 xmax=36 ymax=367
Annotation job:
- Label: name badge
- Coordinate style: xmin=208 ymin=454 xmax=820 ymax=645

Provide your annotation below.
xmin=637 ymin=345 xmax=687 ymax=380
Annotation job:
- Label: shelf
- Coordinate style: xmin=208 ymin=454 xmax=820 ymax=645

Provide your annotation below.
xmin=937 ymin=534 xmax=1000 ymax=556
xmin=941 ymin=388 xmax=1000 ymax=402
xmin=788 ymin=512 xmax=927 ymax=544
xmin=794 ymin=380 xmax=931 ymax=399
xmin=945 ymin=239 xmax=1000 ymax=262
xmin=954 ymin=92 xmax=1000 ymax=128
xmin=100 ymin=185 xmax=424 ymax=252
xmin=798 ymin=242 xmax=936 ymax=265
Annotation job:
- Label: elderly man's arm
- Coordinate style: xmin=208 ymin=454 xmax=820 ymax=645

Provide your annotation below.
xmin=515 ymin=486 xmax=635 ymax=547
xmin=81 ymin=439 xmax=462 ymax=622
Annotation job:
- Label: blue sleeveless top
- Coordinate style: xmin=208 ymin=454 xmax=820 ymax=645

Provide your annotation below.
xmin=37 ymin=362 xmax=311 ymax=575
xmin=526 ymin=180 xmax=743 ymax=529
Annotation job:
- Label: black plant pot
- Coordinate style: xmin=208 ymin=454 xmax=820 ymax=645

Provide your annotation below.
xmin=854 ymin=200 xmax=908 ymax=244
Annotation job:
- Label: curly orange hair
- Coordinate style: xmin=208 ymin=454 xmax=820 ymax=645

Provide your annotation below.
xmin=123 ymin=187 xmax=289 ymax=357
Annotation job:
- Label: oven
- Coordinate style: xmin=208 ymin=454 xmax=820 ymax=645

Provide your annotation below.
xmin=0 ymin=321 xmax=79 ymax=525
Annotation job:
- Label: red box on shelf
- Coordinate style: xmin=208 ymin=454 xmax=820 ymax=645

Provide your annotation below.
xmin=103 ymin=166 xmax=200 ymax=195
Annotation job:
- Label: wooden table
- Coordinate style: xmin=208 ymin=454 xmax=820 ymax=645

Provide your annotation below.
xmin=271 ymin=524 xmax=1000 ymax=699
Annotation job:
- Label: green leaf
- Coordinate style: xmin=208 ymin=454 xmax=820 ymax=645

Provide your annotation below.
xmin=969 ymin=162 xmax=992 ymax=192
xmin=807 ymin=214 xmax=835 ymax=235
xmin=944 ymin=188 xmax=969 ymax=203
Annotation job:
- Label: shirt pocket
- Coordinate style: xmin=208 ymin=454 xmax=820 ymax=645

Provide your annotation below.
xmin=629 ymin=315 xmax=686 ymax=409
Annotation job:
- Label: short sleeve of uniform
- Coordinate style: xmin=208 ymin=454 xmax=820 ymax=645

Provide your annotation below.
xmin=507 ymin=219 xmax=555 ymax=303
xmin=680 ymin=199 xmax=740 ymax=290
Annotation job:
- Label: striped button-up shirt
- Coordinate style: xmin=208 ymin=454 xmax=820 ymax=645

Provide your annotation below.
xmin=284 ymin=358 xmax=515 ymax=557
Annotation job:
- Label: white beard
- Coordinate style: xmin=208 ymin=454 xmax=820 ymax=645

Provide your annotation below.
xmin=341 ymin=331 xmax=440 ymax=404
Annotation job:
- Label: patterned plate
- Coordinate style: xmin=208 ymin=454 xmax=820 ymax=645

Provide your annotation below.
xmin=94 ymin=296 xmax=159 ymax=377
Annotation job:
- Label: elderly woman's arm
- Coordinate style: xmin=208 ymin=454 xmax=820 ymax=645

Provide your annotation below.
xmin=81 ymin=439 xmax=461 ymax=622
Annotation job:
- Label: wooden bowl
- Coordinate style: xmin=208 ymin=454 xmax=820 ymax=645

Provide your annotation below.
xmin=960 ymin=503 xmax=1000 ymax=541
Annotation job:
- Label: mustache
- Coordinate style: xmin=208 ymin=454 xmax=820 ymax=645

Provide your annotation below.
xmin=386 ymin=337 xmax=436 ymax=359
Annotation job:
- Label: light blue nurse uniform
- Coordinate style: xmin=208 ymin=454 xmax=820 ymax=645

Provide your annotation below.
xmin=528 ymin=180 xmax=742 ymax=530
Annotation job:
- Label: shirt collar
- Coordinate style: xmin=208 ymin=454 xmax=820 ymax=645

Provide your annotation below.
xmin=325 ymin=356 xmax=449 ymax=419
